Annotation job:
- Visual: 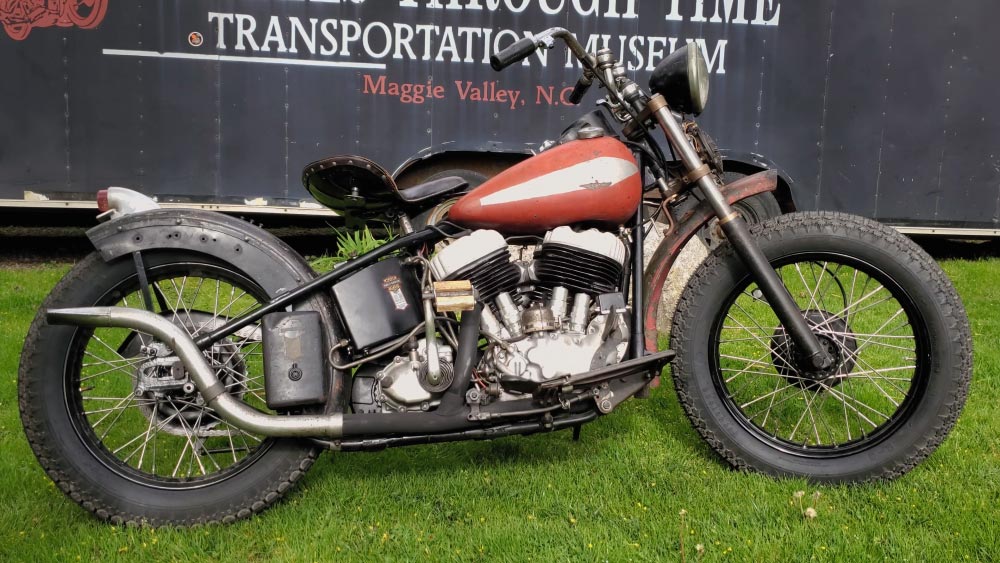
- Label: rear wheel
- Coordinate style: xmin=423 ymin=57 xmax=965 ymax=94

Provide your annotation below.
xmin=670 ymin=212 xmax=971 ymax=482
xmin=19 ymin=251 xmax=318 ymax=526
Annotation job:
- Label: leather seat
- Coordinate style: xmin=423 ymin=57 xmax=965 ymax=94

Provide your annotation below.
xmin=397 ymin=176 xmax=468 ymax=203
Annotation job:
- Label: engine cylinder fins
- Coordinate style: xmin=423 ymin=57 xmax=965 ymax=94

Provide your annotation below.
xmin=442 ymin=247 xmax=521 ymax=306
xmin=534 ymin=243 xmax=625 ymax=299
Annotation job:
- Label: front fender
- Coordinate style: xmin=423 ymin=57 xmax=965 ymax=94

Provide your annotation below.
xmin=642 ymin=170 xmax=778 ymax=352
xmin=86 ymin=209 xmax=348 ymax=411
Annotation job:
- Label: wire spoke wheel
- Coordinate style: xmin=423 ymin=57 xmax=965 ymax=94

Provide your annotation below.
xmin=669 ymin=212 xmax=970 ymax=482
xmin=713 ymin=255 xmax=923 ymax=454
xmin=68 ymin=262 xmax=273 ymax=484
xmin=21 ymin=242 xmax=330 ymax=525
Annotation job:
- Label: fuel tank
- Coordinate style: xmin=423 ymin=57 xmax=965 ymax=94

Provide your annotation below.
xmin=447 ymin=137 xmax=641 ymax=234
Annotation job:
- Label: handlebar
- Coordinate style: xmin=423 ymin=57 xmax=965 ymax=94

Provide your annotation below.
xmin=566 ymin=74 xmax=593 ymax=105
xmin=490 ymin=28 xmax=600 ymax=104
xmin=490 ymin=37 xmax=537 ymax=71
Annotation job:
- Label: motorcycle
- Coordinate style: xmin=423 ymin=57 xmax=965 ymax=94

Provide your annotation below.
xmin=1 ymin=0 xmax=107 ymax=40
xmin=19 ymin=28 xmax=971 ymax=526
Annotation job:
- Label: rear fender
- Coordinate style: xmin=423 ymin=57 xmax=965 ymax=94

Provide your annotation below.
xmin=86 ymin=209 xmax=348 ymax=411
xmin=642 ymin=170 xmax=779 ymax=352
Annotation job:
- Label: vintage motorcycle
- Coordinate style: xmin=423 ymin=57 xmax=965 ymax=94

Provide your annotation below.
xmin=19 ymin=28 xmax=971 ymax=526
xmin=1 ymin=0 xmax=107 ymax=40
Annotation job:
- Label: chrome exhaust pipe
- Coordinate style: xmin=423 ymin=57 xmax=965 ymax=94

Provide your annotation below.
xmin=47 ymin=307 xmax=343 ymax=438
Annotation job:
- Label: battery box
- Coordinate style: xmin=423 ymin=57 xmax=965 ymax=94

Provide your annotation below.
xmin=262 ymin=311 xmax=328 ymax=409
xmin=332 ymin=257 xmax=423 ymax=350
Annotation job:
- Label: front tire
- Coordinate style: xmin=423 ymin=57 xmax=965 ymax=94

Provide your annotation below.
xmin=669 ymin=212 xmax=971 ymax=483
xmin=19 ymin=251 xmax=319 ymax=526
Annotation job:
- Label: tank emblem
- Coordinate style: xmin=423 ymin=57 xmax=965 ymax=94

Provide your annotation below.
xmin=382 ymin=275 xmax=409 ymax=311
xmin=478 ymin=156 xmax=638 ymax=207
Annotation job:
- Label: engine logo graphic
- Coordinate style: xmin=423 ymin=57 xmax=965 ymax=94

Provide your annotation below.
xmin=1 ymin=0 xmax=107 ymax=41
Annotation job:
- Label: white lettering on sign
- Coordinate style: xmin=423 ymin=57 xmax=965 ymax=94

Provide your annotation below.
xmin=122 ymin=2 xmax=782 ymax=81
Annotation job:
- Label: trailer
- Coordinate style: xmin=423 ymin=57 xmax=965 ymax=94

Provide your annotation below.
xmin=2 ymin=0 xmax=998 ymax=235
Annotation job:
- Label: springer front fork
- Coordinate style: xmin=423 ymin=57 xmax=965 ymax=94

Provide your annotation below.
xmin=649 ymin=95 xmax=833 ymax=371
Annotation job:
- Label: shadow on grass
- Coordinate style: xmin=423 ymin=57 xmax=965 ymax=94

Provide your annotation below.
xmin=911 ymin=236 xmax=1000 ymax=260
xmin=313 ymin=385 xmax=720 ymax=483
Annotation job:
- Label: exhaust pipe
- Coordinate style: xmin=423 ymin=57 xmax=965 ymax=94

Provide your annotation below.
xmin=47 ymin=307 xmax=343 ymax=438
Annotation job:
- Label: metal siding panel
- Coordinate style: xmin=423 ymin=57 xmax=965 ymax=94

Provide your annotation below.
xmin=1 ymin=0 xmax=999 ymax=230
xmin=734 ymin=1 xmax=836 ymax=211
xmin=874 ymin=1 xmax=954 ymax=224
xmin=932 ymin=0 xmax=1000 ymax=227
xmin=0 ymin=37 xmax=66 ymax=193
xmin=813 ymin=2 xmax=892 ymax=218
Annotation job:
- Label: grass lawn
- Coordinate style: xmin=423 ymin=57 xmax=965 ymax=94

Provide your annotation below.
xmin=0 ymin=258 xmax=997 ymax=562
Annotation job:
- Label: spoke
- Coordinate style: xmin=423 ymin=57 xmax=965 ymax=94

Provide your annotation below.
xmin=721 ymin=367 xmax=792 ymax=379
xmin=168 ymin=398 xmax=206 ymax=477
xmin=720 ymin=354 xmax=780 ymax=371
xmin=79 ymin=359 xmax=145 ymax=383
xmin=225 ymin=425 xmax=239 ymax=464
xmin=169 ymin=277 xmax=199 ymax=335
xmin=726 ymin=302 xmax=799 ymax=375
xmin=82 ymin=354 xmax=145 ymax=367
xmin=95 ymin=394 xmax=139 ymax=441
xmin=849 ymin=310 xmax=909 ymax=358
xmin=810 ymin=283 xmax=887 ymax=332
xmin=89 ymin=334 xmax=132 ymax=364
xmin=814 ymin=262 xmax=845 ymax=311
xmin=793 ymin=262 xmax=823 ymax=312
xmin=83 ymin=399 xmax=155 ymax=415
xmin=116 ymin=406 xmax=186 ymax=458
xmin=719 ymin=336 xmax=772 ymax=344
xmin=817 ymin=381 xmax=886 ymax=427
xmin=758 ymin=375 xmax=784 ymax=428
xmin=745 ymin=387 xmax=808 ymax=422
xmin=788 ymin=388 xmax=819 ymax=444
xmin=837 ymin=344 xmax=910 ymax=403
xmin=135 ymin=408 xmax=158 ymax=470
xmin=89 ymin=393 xmax=135 ymax=430
xmin=739 ymin=381 xmax=800 ymax=410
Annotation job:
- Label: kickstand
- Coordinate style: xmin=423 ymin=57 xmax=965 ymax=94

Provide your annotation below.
xmin=572 ymin=425 xmax=582 ymax=442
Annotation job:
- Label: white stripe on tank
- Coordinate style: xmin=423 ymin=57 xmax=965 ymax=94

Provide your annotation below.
xmin=479 ymin=156 xmax=639 ymax=207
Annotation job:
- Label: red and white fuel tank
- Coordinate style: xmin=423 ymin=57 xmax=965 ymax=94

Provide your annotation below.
xmin=448 ymin=137 xmax=641 ymax=234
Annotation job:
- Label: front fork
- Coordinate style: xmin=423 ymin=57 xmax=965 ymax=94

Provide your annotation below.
xmin=649 ymin=95 xmax=832 ymax=371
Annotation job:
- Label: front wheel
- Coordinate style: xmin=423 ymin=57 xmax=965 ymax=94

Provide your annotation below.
xmin=669 ymin=212 xmax=971 ymax=483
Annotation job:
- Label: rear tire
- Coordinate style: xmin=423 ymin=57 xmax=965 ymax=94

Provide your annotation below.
xmin=19 ymin=251 xmax=319 ymax=526
xmin=670 ymin=212 xmax=971 ymax=483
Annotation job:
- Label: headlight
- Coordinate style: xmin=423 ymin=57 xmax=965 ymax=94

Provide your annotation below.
xmin=649 ymin=44 xmax=711 ymax=116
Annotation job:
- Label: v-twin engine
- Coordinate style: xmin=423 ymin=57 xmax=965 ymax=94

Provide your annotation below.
xmin=432 ymin=227 xmax=630 ymax=392
xmin=350 ymin=226 xmax=631 ymax=413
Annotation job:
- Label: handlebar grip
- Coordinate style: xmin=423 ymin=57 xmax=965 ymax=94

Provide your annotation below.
xmin=490 ymin=37 xmax=538 ymax=71
xmin=567 ymin=77 xmax=592 ymax=105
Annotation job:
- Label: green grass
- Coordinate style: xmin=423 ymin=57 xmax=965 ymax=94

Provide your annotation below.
xmin=1 ymin=259 xmax=998 ymax=562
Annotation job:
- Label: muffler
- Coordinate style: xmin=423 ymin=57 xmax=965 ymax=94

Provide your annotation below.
xmin=47 ymin=307 xmax=344 ymax=438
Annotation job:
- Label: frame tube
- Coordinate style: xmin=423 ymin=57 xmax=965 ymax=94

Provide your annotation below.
xmin=651 ymin=99 xmax=832 ymax=370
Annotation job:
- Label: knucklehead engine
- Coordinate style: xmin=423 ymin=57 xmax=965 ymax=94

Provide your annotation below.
xmin=351 ymin=227 xmax=630 ymax=414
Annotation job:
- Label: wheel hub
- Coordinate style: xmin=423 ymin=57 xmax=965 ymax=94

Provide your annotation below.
xmin=769 ymin=310 xmax=857 ymax=390
xmin=128 ymin=312 xmax=249 ymax=437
